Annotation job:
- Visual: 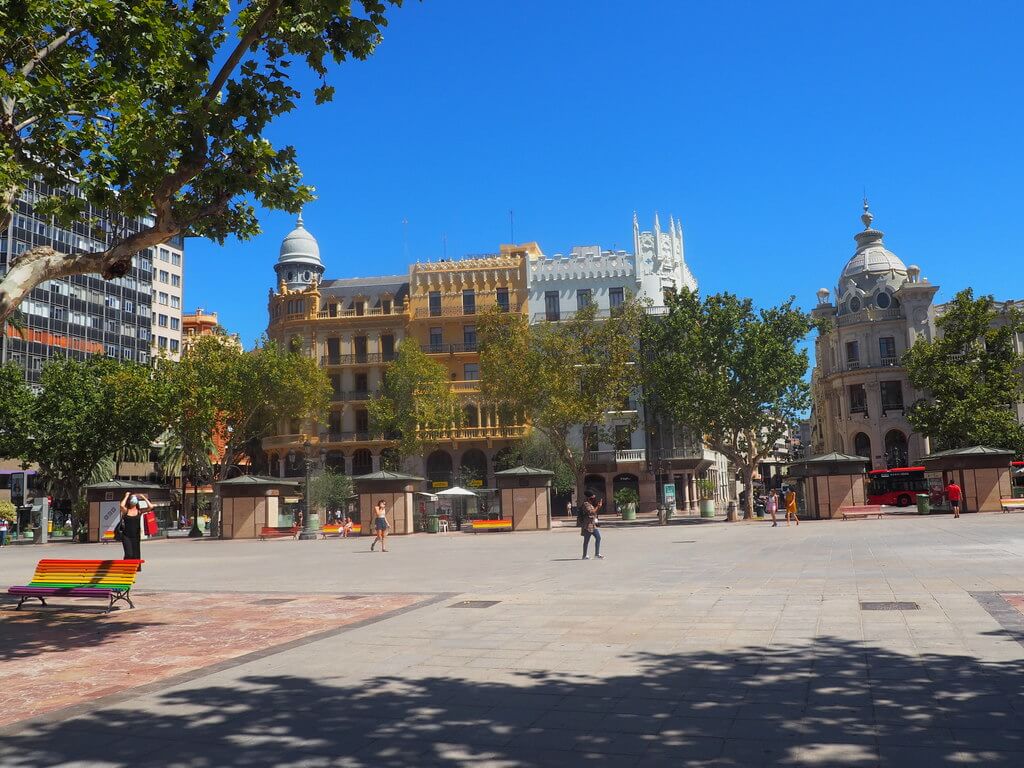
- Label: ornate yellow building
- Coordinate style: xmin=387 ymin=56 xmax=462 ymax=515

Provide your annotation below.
xmin=263 ymin=216 xmax=532 ymax=488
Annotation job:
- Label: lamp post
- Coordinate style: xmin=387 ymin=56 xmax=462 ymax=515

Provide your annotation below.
xmin=290 ymin=438 xmax=327 ymax=541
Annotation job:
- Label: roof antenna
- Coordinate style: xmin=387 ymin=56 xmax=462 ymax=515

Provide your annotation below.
xmin=402 ymin=217 xmax=409 ymax=262
xmin=509 ymin=209 xmax=515 ymax=243
xmin=442 ymin=232 xmax=448 ymax=260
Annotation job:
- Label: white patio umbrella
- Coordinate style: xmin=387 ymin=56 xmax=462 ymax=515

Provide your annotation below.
xmin=435 ymin=486 xmax=477 ymax=497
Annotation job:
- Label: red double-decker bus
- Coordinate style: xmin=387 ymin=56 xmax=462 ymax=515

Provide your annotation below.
xmin=866 ymin=466 xmax=931 ymax=507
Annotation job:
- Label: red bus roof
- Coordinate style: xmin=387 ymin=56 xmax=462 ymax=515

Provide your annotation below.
xmin=867 ymin=466 xmax=926 ymax=474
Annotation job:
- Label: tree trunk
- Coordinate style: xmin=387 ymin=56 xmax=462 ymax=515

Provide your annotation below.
xmin=741 ymin=464 xmax=756 ymax=520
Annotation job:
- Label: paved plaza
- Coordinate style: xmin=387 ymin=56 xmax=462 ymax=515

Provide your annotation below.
xmin=3 ymin=514 xmax=1024 ymax=766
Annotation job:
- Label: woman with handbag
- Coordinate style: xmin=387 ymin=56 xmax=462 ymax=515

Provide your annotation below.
xmin=581 ymin=490 xmax=604 ymax=560
xmin=118 ymin=491 xmax=149 ymax=567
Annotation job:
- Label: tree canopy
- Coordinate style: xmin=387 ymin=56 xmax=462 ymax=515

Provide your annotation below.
xmin=0 ymin=0 xmax=404 ymax=322
xmin=478 ymin=301 xmax=646 ymax=487
xmin=494 ymin=432 xmax=576 ymax=495
xmin=0 ymin=362 xmax=33 ymax=459
xmin=903 ymin=289 xmax=1024 ymax=456
xmin=641 ymin=290 xmax=812 ymax=520
xmin=367 ymin=339 xmax=462 ymax=458
xmin=308 ymin=469 xmax=353 ymax=515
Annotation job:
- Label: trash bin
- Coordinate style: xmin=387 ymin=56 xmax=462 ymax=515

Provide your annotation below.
xmin=916 ymin=494 xmax=930 ymax=515
xmin=658 ymin=506 xmax=668 ymax=526
xmin=426 ymin=514 xmax=439 ymax=534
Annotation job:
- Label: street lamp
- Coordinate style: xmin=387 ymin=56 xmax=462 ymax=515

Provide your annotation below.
xmin=289 ymin=437 xmax=327 ymax=541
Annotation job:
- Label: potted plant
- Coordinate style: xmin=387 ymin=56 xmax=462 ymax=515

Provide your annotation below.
xmin=696 ymin=478 xmax=717 ymax=518
xmin=614 ymin=487 xmax=639 ymax=521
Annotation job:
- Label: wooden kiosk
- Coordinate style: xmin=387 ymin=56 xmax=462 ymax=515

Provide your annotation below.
xmin=352 ymin=470 xmax=422 ymax=535
xmin=785 ymin=452 xmax=870 ymax=520
xmin=85 ymin=480 xmax=169 ymax=542
xmin=216 ymin=475 xmax=302 ymax=538
xmin=921 ymin=445 xmax=1014 ymax=513
xmin=494 ymin=465 xmax=554 ymax=531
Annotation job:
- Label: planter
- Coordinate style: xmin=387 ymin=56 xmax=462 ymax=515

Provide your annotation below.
xmin=699 ymin=499 xmax=716 ymax=518
xmin=620 ymin=503 xmax=637 ymax=521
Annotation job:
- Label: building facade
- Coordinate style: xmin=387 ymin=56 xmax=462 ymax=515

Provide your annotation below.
xmin=181 ymin=308 xmax=242 ymax=353
xmin=809 ymin=203 xmax=1024 ymax=468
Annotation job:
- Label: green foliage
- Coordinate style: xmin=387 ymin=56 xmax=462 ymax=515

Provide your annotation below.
xmin=903 ymin=289 xmax=1024 ymax=456
xmin=23 ymin=356 xmax=166 ymax=505
xmin=613 ymin=486 xmax=639 ymax=507
xmin=478 ymin=300 xmax=647 ymax=481
xmin=0 ymin=500 xmax=16 ymax=522
xmin=308 ymin=469 xmax=353 ymax=513
xmin=367 ymin=339 xmax=462 ymax=457
xmin=641 ymin=290 xmax=811 ymax=519
xmin=0 ymin=0 xmax=405 ymax=320
xmin=695 ymin=477 xmax=716 ymax=500
xmin=0 ymin=363 xmax=34 ymax=459
xmin=494 ymin=433 xmax=575 ymax=494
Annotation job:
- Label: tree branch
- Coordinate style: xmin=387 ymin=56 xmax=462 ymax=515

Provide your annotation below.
xmin=204 ymin=0 xmax=283 ymax=105
xmin=21 ymin=28 xmax=80 ymax=77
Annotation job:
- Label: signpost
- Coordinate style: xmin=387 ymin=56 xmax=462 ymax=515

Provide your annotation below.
xmin=663 ymin=483 xmax=676 ymax=510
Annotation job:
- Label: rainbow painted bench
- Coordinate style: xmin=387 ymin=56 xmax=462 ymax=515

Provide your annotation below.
xmin=258 ymin=525 xmax=301 ymax=540
xmin=1000 ymin=498 xmax=1024 ymax=513
xmin=8 ymin=559 xmax=143 ymax=612
xmin=319 ymin=523 xmax=361 ymax=538
xmin=840 ymin=505 xmax=885 ymax=520
xmin=466 ymin=519 xmax=512 ymax=533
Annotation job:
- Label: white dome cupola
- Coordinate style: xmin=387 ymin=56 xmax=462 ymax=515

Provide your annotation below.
xmin=835 ymin=201 xmax=910 ymax=315
xmin=274 ymin=212 xmax=324 ymax=291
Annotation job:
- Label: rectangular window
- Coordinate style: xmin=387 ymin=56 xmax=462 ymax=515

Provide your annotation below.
xmin=354 ymin=300 xmax=365 ymax=316
xmin=614 ymin=425 xmax=632 ymax=451
xmin=169 ymin=339 xmax=179 ymax=353
xmin=584 ymin=428 xmax=599 ymax=452
xmin=354 ymin=372 xmax=368 ymax=393
xmin=171 ymin=252 xmax=181 ymax=267
xmin=429 ymin=327 xmax=443 ymax=351
xmin=577 ymin=289 xmax=592 ymax=310
xmin=879 ymin=336 xmax=897 ymax=365
xmin=355 ymin=409 xmax=369 ymax=433
xmin=170 ymin=317 xmax=180 ymax=331
xmin=381 ymin=334 xmax=395 ymax=360
xmin=462 ymin=289 xmax=476 ymax=315
xmin=106 ymin=345 xmax=118 ymax=358
xmin=105 ymin=296 xmax=120 ymax=310
xmin=463 ymin=324 xmax=477 ymax=350
xmin=496 ymin=287 xmax=510 ymax=312
xmin=159 ymin=270 xmax=169 ymax=283
xmin=123 ymin=300 xmax=134 ymax=313
xmin=463 ymin=363 xmax=479 ymax=381
xmin=609 ymin=287 xmax=625 ymax=311
xmin=158 ymin=248 xmax=170 ymax=262
xmin=354 ymin=336 xmax=368 ymax=363
xmin=382 ymin=299 xmax=392 ymax=315
xmin=429 ymin=291 xmax=441 ymax=317
xmin=138 ymin=351 xmax=148 ymax=364
xmin=171 ymin=274 xmax=180 ymax=288
xmin=845 ymin=340 xmax=860 ymax=368
xmin=880 ymin=380 xmax=904 ymax=410
xmin=329 ymin=374 xmax=342 ymax=398
xmin=848 ymin=384 xmax=867 ymax=414
xmin=545 ymin=291 xmax=560 ymax=321
xmin=158 ymin=292 xmax=168 ymax=305
xmin=158 ymin=314 xmax=168 ymax=327
xmin=170 ymin=295 xmax=180 ymax=309
xmin=158 ymin=336 xmax=168 ymax=349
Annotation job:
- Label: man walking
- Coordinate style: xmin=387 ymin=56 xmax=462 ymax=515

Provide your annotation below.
xmin=581 ymin=490 xmax=604 ymax=560
xmin=946 ymin=479 xmax=963 ymax=518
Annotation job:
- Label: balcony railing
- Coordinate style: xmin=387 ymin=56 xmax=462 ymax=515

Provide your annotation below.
xmin=828 ymin=355 xmax=904 ymax=376
xmin=316 ymin=305 xmax=407 ymax=319
xmin=331 ymin=390 xmax=375 ymax=402
xmin=422 ymin=342 xmax=478 ymax=354
xmin=321 ymin=353 xmax=383 ymax=366
xmin=850 ymin=405 xmax=869 ymax=416
xmin=586 ymin=449 xmax=647 ymax=465
xmin=419 ymin=425 xmax=528 ymax=441
xmin=450 ymin=379 xmax=481 ymax=394
xmin=325 ymin=431 xmax=383 ymax=443
xmin=836 ymin=308 xmax=904 ymax=327
xmin=415 ymin=303 xmax=520 ymax=318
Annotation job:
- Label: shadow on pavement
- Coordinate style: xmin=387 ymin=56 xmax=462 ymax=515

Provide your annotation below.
xmin=2 ymin=637 xmax=1024 ymax=766
xmin=0 ymin=605 xmax=161 ymax=661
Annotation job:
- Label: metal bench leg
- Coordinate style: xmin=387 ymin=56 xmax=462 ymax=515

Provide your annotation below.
xmin=16 ymin=596 xmax=46 ymax=610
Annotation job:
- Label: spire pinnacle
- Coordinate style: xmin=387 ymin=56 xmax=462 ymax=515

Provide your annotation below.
xmin=297 ymin=210 xmax=305 ymax=228
xmin=861 ymin=198 xmax=873 ymax=230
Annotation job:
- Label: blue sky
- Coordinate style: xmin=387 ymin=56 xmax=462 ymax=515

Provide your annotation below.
xmin=185 ymin=1 xmax=1024 ymax=347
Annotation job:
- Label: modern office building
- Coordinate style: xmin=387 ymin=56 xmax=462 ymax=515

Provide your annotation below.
xmin=809 ymin=203 xmax=1024 ymax=467
xmin=1 ymin=178 xmax=185 ymax=380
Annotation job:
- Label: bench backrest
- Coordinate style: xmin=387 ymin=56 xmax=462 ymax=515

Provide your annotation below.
xmin=28 ymin=559 xmax=142 ymax=589
xmin=840 ymin=505 xmax=883 ymax=513
xmin=470 ymin=519 xmax=512 ymax=528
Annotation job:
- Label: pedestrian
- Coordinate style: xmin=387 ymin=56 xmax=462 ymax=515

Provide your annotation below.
xmin=118 ymin=491 xmax=149 ymax=568
xmin=784 ymin=487 xmax=799 ymax=526
xmin=0 ymin=516 xmax=8 ymax=547
xmin=581 ymin=490 xmax=604 ymax=560
xmin=370 ymin=499 xmax=390 ymax=552
xmin=341 ymin=514 xmax=354 ymax=538
xmin=566 ymin=499 xmax=573 ymax=518
xmin=946 ymin=479 xmax=963 ymax=518
xmin=766 ymin=490 xmax=779 ymax=527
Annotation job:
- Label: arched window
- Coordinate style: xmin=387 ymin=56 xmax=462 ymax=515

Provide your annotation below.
xmin=351 ymin=449 xmax=373 ymax=476
xmin=854 ymin=432 xmax=872 ymax=460
xmin=884 ymin=430 xmax=909 ymax=468
xmin=459 ymin=449 xmax=488 ymax=487
xmin=426 ymin=450 xmax=453 ymax=487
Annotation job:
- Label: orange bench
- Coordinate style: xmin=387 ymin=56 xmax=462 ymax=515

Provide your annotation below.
xmin=258 ymin=525 xmax=301 ymax=540
xmin=8 ymin=559 xmax=143 ymax=612
xmin=840 ymin=505 xmax=885 ymax=520
xmin=466 ymin=519 xmax=513 ymax=533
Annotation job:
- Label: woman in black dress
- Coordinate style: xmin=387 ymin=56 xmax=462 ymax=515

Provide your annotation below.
xmin=118 ymin=491 xmax=149 ymax=565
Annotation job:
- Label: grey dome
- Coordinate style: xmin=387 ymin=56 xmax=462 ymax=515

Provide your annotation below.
xmin=837 ymin=204 xmax=908 ymax=294
xmin=277 ymin=213 xmax=322 ymax=267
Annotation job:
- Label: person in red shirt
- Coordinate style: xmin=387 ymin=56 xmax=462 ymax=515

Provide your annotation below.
xmin=946 ymin=480 xmax=963 ymax=518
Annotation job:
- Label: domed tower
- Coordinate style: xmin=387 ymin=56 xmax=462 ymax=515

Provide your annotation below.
xmin=835 ymin=201 xmax=908 ymax=315
xmin=274 ymin=213 xmax=324 ymax=291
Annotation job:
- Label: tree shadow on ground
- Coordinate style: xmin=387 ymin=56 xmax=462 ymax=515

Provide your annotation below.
xmin=2 ymin=637 xmax=1024 ymax=767
xmin=0 ymin=603 xmax=161 ymax=661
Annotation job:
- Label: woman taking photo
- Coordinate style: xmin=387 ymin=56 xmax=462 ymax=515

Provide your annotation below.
xmin=118 ymin=491 xmax=149 ymax=565
xmin=370 ymin=499 xmax=390 ymax=552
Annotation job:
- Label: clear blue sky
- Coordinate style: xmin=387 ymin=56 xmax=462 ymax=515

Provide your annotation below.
xmin=185 ymin=1 xmax=1024 ymax=347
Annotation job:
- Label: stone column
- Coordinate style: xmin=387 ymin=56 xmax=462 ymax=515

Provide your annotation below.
xmin=688 ymin=474 xmax=697 ymax=511
xmin=371 ymin=453 xmax=381 ymax=472
xmin=344 ymin=454 xmax=353 ymax=475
